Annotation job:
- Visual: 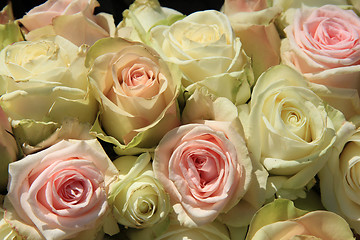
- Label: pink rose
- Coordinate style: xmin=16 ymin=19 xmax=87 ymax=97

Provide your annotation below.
xmin=153 ymin=121 xmax=253 ymax=227
xmin=222 ymin=0 xmax=267 ymax=15
xmin=19 ymin=0 xmax=115 ymax=46
xmin=282 ymin=5 xmax=360 ymax=91
xmin=19 ymin=0 xmax=98 ymax=31
xmin=281 ymin=4 xmax=360 ymax=118
xmin=4 ymin=139 xmax=118 ymax=239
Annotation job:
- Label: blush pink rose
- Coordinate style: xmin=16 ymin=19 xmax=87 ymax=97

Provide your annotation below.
xmin=88 ymin=37 xmax=180 ymax=149
xmin=4 ymin=139 xmax=118 ymax=239
xmin=153 ymin=121 xmax=253 ymax=227
xmin=19 ymin=0 xmax=98 ymax=31
xmin=19 ymin=0 xmax=116 ymax=46
xmin=223 ymin=0 xmax=267 ymax=15
xmin=282 ymin=5 xmax=360 ymax=91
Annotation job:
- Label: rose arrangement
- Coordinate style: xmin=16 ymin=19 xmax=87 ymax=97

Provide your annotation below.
xmin=1 ymin=0 xmax=360 ymax=239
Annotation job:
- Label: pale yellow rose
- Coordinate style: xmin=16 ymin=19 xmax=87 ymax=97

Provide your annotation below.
xmin=108 ymin=153 xmax=170 ymax=229
xmin=117 ymin=0 xmax=183 ymax=43
xmin=246 ymin=65 xmax=345 ymax=199
xmin=0 ymin=36 xmax=97 ymax=150
xmin=125 ymin=215 xmax=231 ymax=240
xmin=319 ymin=121 xmax=360 ymax=234
xmin=149 ymin=10 xmax=254 ymax=105
xmin=87 ymin=37 xmax=180 ymax=153
xmin=246 ymin=199 xmax=354 ymax=240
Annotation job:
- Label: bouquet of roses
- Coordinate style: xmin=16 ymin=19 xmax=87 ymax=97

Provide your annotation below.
xmin=1 ymin=0 xmax=360 ymax=239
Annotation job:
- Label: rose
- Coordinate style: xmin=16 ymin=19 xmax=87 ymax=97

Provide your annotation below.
xmin=0 ymin=106 xmax=18 ymax=192
xmin=149 ymin=219 xmax=231 ymax=240
xmin=87 ymin=37 xmax=180 ymax=152
xmin=246 ymin=199 xmax=354 ymax=240
xmin=19 ymin=0 xmax=116 ymax=46
xmin=319 ymin=121 xmax=360 ymax=233
xmin=271 ymin=0 xmax=349 ymax=33
xmin=0 ymin=4 xmax=23 ymax=51
xmin=180 ymin=88 xmax=268 ymax=228
xmin=0 ymin=36 xmax=97 ymax=150
xmin=221 ymin=1 xmax=282 ymax=80
xmin=4 ymin=139 xmax=119 ymax=240
xmin=118 ymin=0 xmax=183 ymax=43
xmin=281 ymin=5 xmax=360 ymax=118
xmin=246 ymin=65 xmax=344 ymax=199
xmin=272 ymin=0 xmax=348 ymax=11
xmin=153 ymin=120 xmax=254 ymax=227
xmin=19 ymin=0 xmax=99 ymax=31
xmin=125 ymin=215 xmax=231 ymax=240
xmin=222 ymin=0 xmax=267 ymax=14
xmin=149 ymin=10 xmax=254 ymax=105
xmin=108 ymin=152 xmax=170 ymax=228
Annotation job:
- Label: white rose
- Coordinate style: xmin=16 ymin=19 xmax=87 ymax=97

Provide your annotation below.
xmin=319 ymin=121 xmax=360 ymax=234
xmin=246 ymin=65 xmax=345 ymax=198
xmin=150 ymin=10 xmax=254 ymax=105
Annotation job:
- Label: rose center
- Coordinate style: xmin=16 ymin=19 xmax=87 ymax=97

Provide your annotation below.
xmin=280 ymin=103 xmax=312 ymax=142
xmin=116 ymin=60 xmax=161 ymax=98
xmin=60 ymin=179 xmax=85 ymax=203
xmin=192 ymin=153 xmax=218 ymax=187
xmin=315 ymin=19 xmax=352 ymax=46
xmin=183 ymin=24 xmax=222 ymax=45
xmin=137 ymin=198 xmax=153 ymax=214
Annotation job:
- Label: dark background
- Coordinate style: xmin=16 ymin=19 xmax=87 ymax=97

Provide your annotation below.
xmin=1 ymin=0 xmax=224 ymax=24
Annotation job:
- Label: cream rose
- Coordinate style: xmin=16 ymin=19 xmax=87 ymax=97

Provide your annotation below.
xmin=153 ymin=120 xmax=254 ymax=227
xmin=0 ymin=36 xmax=97 ymax=150
xmin=281 ymin=4 xmax=360 ymax=118
xmin=222 ymin=1 xmax=282 ymax=80
xmin=319 ymin=121 xmax=360 ymax=233
xmin=108 ymin=153 xmax=170 ymax=228
xmin=246 ymin=65 xmax=344 ymax=199
xmin=124 ymin=216 xmax=231 ymax=240
xmin=19 ymin=0 xmax=115 ymax=46
xmin=87 ymin=37 xmax=180 ymax=152
xmin=118 ymin=0 xmax=183 ymax=43
xmin=246 ymin=199 xmax=354 ymax=240
xmin=150 ymin=10 xmax=254 ymax=105
xmin=4 ymin=139 xmax=119 ymax=240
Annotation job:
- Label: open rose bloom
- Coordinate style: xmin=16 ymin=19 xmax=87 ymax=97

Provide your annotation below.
xmin=5 ymin=0 xmax=360 ymax=239
xmin=281 ymin=5 xmax=360 ymax=118
xmin=153 ymin=120 xmax=266 ymax=227
xmin=87 ymin=37 xmax=180 ymax=152
xmin=4 ymin=139 xmax=119 ymax=239
xmin=319 ymin=122 xmax=360 ymax=233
